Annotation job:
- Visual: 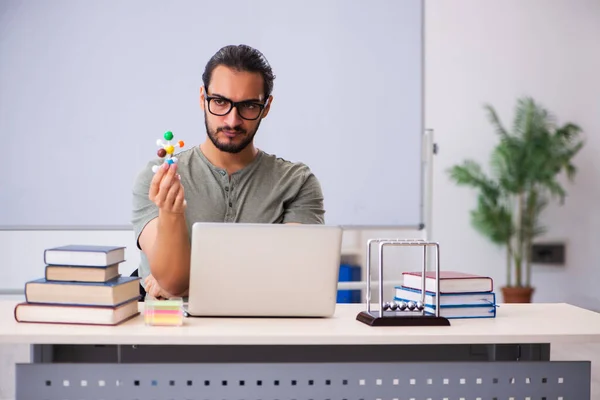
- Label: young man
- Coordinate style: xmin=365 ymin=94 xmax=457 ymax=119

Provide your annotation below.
xmin=131 ymin=44 xmax=325 ymax=298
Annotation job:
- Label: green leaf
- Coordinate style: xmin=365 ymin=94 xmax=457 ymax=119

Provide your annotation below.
xmin=484 ymin=104 xmax=510 ymax=138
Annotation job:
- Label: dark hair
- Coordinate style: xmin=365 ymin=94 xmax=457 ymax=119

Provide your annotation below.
xmin=202 ymin=44 xmax=275 ymax=100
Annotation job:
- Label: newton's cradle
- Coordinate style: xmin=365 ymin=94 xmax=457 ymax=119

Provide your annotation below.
xmin=356 ymin=239 xmax=451 ymax=327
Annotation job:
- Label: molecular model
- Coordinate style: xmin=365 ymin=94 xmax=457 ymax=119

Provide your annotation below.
xmin=152 ymin=131 xmax=185 ymax=173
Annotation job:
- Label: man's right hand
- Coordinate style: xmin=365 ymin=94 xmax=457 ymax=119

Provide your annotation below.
xmin=149 ymin=162 xmax=186 ymax=214
xmin=145 ymin=274 xmax=189 ymax=299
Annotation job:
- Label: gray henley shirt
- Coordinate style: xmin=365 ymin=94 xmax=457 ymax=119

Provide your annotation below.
xmin=131 ymin=146 xmax=325 ymax=285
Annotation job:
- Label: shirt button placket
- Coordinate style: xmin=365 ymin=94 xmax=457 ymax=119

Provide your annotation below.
xmin=221 ymin=170 xmax=234 ymax=222
xmin=227 ymin=179 xmax=234 ymax=221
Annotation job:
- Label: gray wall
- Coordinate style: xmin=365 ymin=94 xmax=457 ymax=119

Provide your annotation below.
xmin=0 ymin=0 xmax=423 ymax=228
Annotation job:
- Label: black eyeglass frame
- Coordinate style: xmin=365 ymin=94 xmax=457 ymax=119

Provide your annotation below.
xmin=204 ymin=92 xmax=269 ymax=121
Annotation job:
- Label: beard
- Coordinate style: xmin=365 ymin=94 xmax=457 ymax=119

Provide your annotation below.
xmin=204 ymin=114 xmax=261 ymax=154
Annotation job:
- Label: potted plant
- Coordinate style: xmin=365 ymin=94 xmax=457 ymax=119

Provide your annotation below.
xmin=447 ymin=97 xmax=584 ymax=303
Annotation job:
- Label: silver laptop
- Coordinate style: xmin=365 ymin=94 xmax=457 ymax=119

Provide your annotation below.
xmin=186 ymin=223 xmax=343 ymax=317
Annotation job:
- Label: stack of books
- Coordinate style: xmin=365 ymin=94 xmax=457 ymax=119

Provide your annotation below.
xmin=394 ymin=271 xmax=497 ymax=319
xmin=14 ymin=245 xmax=141 ymax=326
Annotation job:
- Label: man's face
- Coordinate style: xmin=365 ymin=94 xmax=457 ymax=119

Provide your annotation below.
xmin=201 ymin=65 xmax=271 ymax=154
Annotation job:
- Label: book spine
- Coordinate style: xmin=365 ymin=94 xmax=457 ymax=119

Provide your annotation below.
xmin=23 ymin=282 xmax=30 ymax=303
xmin=13 ymin=303 xmax=21 ymax=322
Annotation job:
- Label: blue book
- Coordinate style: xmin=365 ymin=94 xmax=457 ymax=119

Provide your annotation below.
xmin=422 ymin=303 xmax=497 ymax=319
xmin=393 ymin=295 xmax=497 ymax=319
xmin=25 ymin=276 xmax=140 ymax=306
xmin=45 ymin=264 xmax=121 ymax=282
xmin=44 ymin=244 xmax=126 ymax=267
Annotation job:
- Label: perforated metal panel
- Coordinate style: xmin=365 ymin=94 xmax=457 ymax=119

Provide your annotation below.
xmin=17 ymin=361 xmax=590 ymax=399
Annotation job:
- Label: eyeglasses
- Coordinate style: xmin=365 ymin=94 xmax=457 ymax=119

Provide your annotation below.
xmin=205 ymin=92 xmax=268 ymax=121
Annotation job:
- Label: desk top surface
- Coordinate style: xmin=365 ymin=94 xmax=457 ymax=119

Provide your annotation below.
xmin=1 ymin=300 xmax=599 ymax=345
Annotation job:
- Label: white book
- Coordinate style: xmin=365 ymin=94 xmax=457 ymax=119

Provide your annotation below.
xmin=395 ymin=286 xmax=496 ymax=307
xmin=44 ymin=244 xmax=125 ymax=267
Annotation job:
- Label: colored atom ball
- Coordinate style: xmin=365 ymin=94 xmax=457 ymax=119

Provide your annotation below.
xmin=178 ymin=140 xmax=185 ymax=147
xmin=166 ymin=145 xmax=175 ymax=154
xmin=157 ymin=148 xmax=167 ymax=158
xmin=164 ymin=131 xmax=174 ymax=141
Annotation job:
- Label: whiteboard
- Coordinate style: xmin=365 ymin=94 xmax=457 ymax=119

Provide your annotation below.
xmin=0 ymin=0 xmax=424 ymax=229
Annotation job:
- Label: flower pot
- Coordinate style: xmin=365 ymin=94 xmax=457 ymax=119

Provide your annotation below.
xmin=501 ymin=286 xmax=535 ymax=303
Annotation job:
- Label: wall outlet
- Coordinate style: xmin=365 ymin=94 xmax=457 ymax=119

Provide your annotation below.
xmin=530 ymin=242 xmax=565 ymax=265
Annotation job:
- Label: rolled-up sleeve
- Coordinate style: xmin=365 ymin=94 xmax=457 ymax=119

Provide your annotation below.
xmin=283 ymin=172 xmax=325 ymax=224
xmin=131 ymin=161 xmax=160 ymax=249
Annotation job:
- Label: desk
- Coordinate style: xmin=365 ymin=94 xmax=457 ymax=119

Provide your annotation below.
xmin=1 ymin=300 xmax=598 ymax=399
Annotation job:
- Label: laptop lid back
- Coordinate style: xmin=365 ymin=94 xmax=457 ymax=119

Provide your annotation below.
xmin=187 ymin=223 xmax=343 ymax=317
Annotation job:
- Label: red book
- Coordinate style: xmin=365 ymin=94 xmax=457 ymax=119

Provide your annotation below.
xmin=402 ymin=271 xmax=493 ymax=293
xmin=14 ymin=298 xmax=140 ymax=326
